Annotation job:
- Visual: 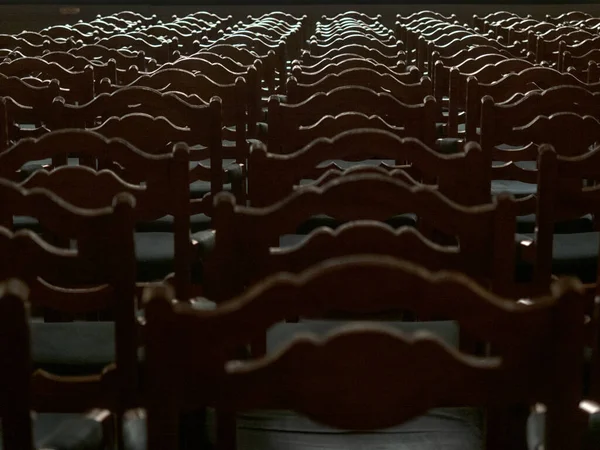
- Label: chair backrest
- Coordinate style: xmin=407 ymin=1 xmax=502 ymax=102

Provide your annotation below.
xmin=532 ymin=144 xmax=600 ymax=288
xmin=480 ymin=85 xmax=600 ymax=162
xmin=300 ymin=44 xmax=405 ymax=66
xmin=249 ymin=130 xmax=488 ymax=207
xmin=291 ymin=57 xmax=407 ymax=84
xmin=445 ymin=57 xmax=536 ymax=137
xmin=205 ymin=172 xmax=517 ymax=301
xmin=0 ymin=278 xmax=33 ymax=450
xmin=0 ymin=129 xmax=192 ymax=299
xmin=268 ymin=87 xmax=438 ymax=153
xmin=48 ymin=86 xmax=222 ymax=162
xmin=466 ymin=67 xmax=600 ymax=142
xmin=308 ymin=37 xmax=402 ymax=57
xmin=68 ymin=45 xmax=148 ymax=72
xmin=286 ymin=68 xmax=426 ymax=104
xmin=0 ymin=57 xmax=95 ymax=103
xmin=96 ymin=34 xmax=171 ymax=63
xmin=0 ymin=180 xmax=138 ymax=412
xmin=145 ymin=256 xmax=585 ymax=450
xmin=97 ymin=68 xmax=247 ymax=130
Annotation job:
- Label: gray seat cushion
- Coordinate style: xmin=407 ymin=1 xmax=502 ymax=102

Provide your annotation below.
xmin=209 ymin=321 xmax=482 ymax=450
xmin=0 ymin=413 xmax=106 ymax=450
xmin=134 ymin=231 xmax=211 ymax=283
xmin=135 ymin=232 xmax=176 ymax=282
xmin=517 ymin=232 xmax=599 ymax=283
xmin=190 ymin=181 xmax=232 ymax=200
xmin=233 ymin=410 xmax=482 ymax=450
xmin=295 ymin=214 xmax=417 ymax=235
xmin=34 ymin=414 xmax=104 ymax=450
xmin=31 ymin=321 xmax=115 ymax=374
xmin=516 ymin=214 xmax=594 ymax=234
xmin=491 ymin=180 xmax=537 ymax=197
xmin=13 ymin=216 xmax=42 ymax=233
xmin=123 ymin=417 xmax=146 ymax=450
xmin=135 ymin=214 xmax=212 ymax=233
xmin=528 ymin=408 xmax=600 ymax=450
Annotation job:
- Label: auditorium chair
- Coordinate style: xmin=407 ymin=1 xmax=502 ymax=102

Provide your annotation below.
xmin=144 ymin=256 xmax=586 ymax=450
xmin=0 ymin=181 xmax=138 ymax=449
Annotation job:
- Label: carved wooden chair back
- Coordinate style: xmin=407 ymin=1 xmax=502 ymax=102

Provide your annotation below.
xmin=249 ymin=130 xmax=488 ymax=208
xmin=444 ymin=57 xmax=536 ymax=138
xmin=145 ymin=257 xmax=584 ymax=450
xmin=95 ymin=34 xmax=172 ymax=63
xmin=268 ymin=87 xmax=438 ymax=154
xmin=0 ymin=57 xmax=94 ymax=103
xmin=68 ymin=45 xmax=148 ymax=72
xmin=205 ymin=172 xmax=517 ymax=302
xmin=285 ymin=67 xmax=426 ymax=104
xmin=0 ymin=278 xmax=34 ymax=450
xmin=0 ymin=179 xmax=138 ymax=418
xmin=290 ymin=57 xmax=407 ymax=85
xmin=0 ymin=130 xmax=192 ymax=300
xmin=300 ymin=44 xmax=405 ymax=67
xmin=465 ymin=67 xmax=600 ymax=142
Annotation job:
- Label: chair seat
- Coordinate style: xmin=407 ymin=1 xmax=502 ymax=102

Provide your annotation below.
xmin=528 ymin=407 xmax=600 ymax=450
xmin=134 ymin=231 xmax=212 ymax=283
xmin=517 ymin=231 xmax=599 ymax=283
xmin=13 ymin=216 xmax=43 ymax=233
xmin=121 ymin=412 xmax=213 ymax=450
xmin=10 ymin=413 xmax=104 ymax=450
xmin=190 ymin=181 xmax=232 ymax=200
xmin=31 ymin=321 xmax=116 ymax=374
xmin=294 ymin=214 xmax=417 ymax=235
xmin=123 ymin=416 xmax=147 ymax=450
xmin=210 ymin=321 xmax=480 ymax=450
xmin=136 ymin=214 xmax=212 ymax=233
xmin=491 ymin=180 xmax=537 ymax=197
xmin=19 ymin=157 xmax=79 ymax=179
xmin=232 ymin=409 xmax=482 ymax=450
xmin=516 ymin=214 xmax=594 ymax=234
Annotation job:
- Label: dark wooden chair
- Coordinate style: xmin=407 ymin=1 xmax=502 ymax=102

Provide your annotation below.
xmin=205 ymin=171 xmax=517 ymax=303
xmin=267 ymin=87 xmax=438 ymax=154
xmin=145 ymin=255 xmax=585 ymax=450
xmin=0 ymin=180 xmax=137 ymax=448
xmin=0 ymin=129 xmax=195 ymax=300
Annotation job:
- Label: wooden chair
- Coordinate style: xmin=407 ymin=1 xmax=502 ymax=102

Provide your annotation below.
xmin=95 ymin=34 xmax=172 ymax=63
xmin=249 ymin=130 xmax=487 ymax=208
xmin=465 ymin=67 xmax=600 ymax=142
xmin=204 ymin=171 xmax=517 ymax=303
xmin=290 ymin=57 xmax=407 ymax=85
xmin=0 ymin=180 xmax=137 ymax=448
xmin=444 ymin=57 xmax=536 ymax=138
xmin=39 ymin=51 xmax=119 ymax=88
xmin=285 ymin=67 xmax=425 ymax=105
xmin=0 ymin=129 xmax=195 ymax=300
xmin=0 ymin=74 xmax=60 ymax=148
xmin=300 ymin=44 xmax=405 ymax=67
xmin=145 ymin=255 xmax=585 ymax=450
xmin=522 ymin=142 xmax=600 ymax=290
xmin=558 ymin=36 xmax=600 ymax=71
xmin=0 ymin=278 xmax=111 ymax=450
xmin=267 ymin=87 xmax=438 ymax=154
xmin=308 ymin=37 xmax=403 ymax=58
xmin=546 ymin=11 xmax=592 ymax=25
xmin=97 ymin=67 xmax=254 ymax=144
xmin=479 ymin=86 xmax=600 ymax=236
xmin=0 ymin=57 xmax=95 ymax=103
xmin=48 ymin=86 xmax=224 ymax=193
xmin=68 ymin=44 xmax=149 ymax=73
